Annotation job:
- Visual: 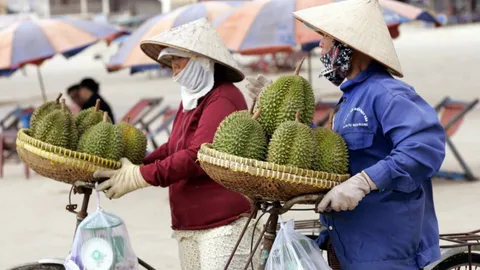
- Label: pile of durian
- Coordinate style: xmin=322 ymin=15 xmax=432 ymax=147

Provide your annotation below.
xmin=28 ymin=93 xmax=147 ymax=165
xmin=212 ymin=60 xmax=349 ymax=175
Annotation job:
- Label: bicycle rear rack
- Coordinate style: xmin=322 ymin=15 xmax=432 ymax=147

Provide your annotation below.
xmin=439 ymin=229 xmax=480 ymax=270
xmin=440 ymin=229 xmax=480 ymax=248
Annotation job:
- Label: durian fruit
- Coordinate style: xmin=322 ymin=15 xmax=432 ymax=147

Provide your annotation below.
xmin=116 ymin=117 xmax=147 ymax=164
xmin=254 ymin=58 xmax=315 ymax=136
xmin=212 ymin=103 xmax=268 ymax=160
xmin=30 ymin=93 xmax=64 ymax=133
xmin=32 ymin=98 xmax=78 ymax=150
xmin=266 ymin=111 xmax=317 ymax=170
xmin=77 ymin=112 xmax=124 ymax=161
xmin=75 ymin=99 xmax=112 ymax=137
xmin=312 ymin=127 xmax=349 ymax=174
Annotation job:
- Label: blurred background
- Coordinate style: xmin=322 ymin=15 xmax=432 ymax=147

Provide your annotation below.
xmin=0 ymin=0 xmax=478 ymax=269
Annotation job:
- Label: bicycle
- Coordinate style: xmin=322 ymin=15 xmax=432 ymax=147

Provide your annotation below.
xmin=7 ymin=180 xmax=479 ymax=270
xmin=5 ymin=182 xmax=327 ymax=270
xmin=6 ymin=180 xmax=156 ymax=270
xmin=277 ymin=220 xmax=480 ymax=270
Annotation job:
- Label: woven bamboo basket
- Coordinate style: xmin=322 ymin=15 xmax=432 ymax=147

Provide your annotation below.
xmin=16 ymin=129 xmax=121 ymax=184
xmin=197 ymin=143 xmax=350 ymax=201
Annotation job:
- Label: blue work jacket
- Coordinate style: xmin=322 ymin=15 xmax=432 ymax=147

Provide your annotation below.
xmin=316 ymin=61 xmax=446 ymax=270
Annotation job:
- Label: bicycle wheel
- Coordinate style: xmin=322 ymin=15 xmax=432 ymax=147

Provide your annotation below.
xmin=6 ymin=262 xmax=65 ymax=270
xmin=431 ymin=253 xmax=480 ymax=270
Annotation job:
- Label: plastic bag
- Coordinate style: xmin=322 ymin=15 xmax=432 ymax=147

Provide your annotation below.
xmin=64 ymin=184 xmax=139 ymax=270
xmin=265 ymin=217 xmax=332 ymax=270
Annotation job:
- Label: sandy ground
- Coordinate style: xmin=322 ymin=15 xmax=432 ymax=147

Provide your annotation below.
xmin=0 ymin=22 xmax=479 ymax=269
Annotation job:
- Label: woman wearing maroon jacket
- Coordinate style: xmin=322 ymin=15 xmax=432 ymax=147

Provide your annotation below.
xmin=93 ymin=18 xmax=259 ymax=269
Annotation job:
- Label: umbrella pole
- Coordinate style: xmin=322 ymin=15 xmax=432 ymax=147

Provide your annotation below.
xmin=308 ymin=52 xmax=312 ymax=84
xmin=36 ymin=67 xmax=47 ymax=102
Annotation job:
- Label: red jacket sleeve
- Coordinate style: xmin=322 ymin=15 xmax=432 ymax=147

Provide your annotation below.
xmin=139 ymin=97 xmax=238 ymax=187
xmin=142 ymin=141 xmax=169 ymax=165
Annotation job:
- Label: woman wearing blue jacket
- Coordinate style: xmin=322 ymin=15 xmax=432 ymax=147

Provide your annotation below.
xmin=246 ymin=0 xmax=446 ymax=269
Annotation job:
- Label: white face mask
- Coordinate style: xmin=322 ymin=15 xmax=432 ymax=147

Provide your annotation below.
xmin=159 ymin=48 xmax=215 ymax=111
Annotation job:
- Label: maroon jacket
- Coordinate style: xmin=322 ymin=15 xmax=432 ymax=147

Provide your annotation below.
xmin=139 ymin=82 xmax=253 ymax=230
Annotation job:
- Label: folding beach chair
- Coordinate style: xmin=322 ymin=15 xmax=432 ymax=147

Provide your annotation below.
xmin=144 ymin=106 xmax=177 ymax=150
xmin=314 ymin=101 xmax=336 ymax=127
xmin=0 ymin=106 xmax=28 ymax=131
xmin=0 ymin=106 xmax=34 ymax=179
xmin=434 ymin=96 xmax=479 ymax=181
xmin=120 ymin=97 xmax=164 ymax=130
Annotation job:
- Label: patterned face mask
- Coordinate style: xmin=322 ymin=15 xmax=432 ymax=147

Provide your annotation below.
xmin=319 ymin=40 xmax=354 ymax=86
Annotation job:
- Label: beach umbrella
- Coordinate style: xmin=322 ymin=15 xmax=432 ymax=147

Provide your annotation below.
xmin=214 ymin=0 xmax=441 ymax=83
xmin=111 ymin=33 xmax=131 ymax=46
xmin=0 ymin=16 xmax=127 ymax=101
xmin=213 ymin=0 xmax=442 ymax=55
xmin=106 ymin=1 xmax=246 ymax=74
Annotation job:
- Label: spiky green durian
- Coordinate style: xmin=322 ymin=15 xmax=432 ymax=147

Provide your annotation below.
xmin=116 ymin=117 xmax=147 ymax=164
xmin=254 ymin=58 xmax=315 ymax=137
xmin=77 ymin=112 xmax=124 ymax=161
xmin=312 ymin=127 xmax=349 ymax=174
xmin=75 ymin=99 xmax=112 ymax=137
xmin=33 ymin=98 xmax=78 ymax=150
xmin=30 ymin=93 xmax=65 ymax=133
xmin=212 ymin=105 xmax=268 ymax=160
xmin=266 ymin=112 xmax=317 ymax=170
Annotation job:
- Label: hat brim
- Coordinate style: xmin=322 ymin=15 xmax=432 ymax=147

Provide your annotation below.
xmin=296 ymin=17 xmax=403 ymax=78
xmin=140 ymin=41 xmax=245 ymax=83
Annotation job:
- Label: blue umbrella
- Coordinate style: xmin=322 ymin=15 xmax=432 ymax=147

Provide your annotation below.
xmin=0 ymin=16 xmax=127 ymax=101
xmin=106 ymin=1 xmax=246 ymax=74
xmin=213 ymin=0 xmax=442 ymax=55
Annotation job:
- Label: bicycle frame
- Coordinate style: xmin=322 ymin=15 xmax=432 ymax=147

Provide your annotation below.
xmin=20 ymin=181 xmax=479 ymax=270
xmin=224 ymin=194 xmax=324 ymax=270
xmin=8 ymin=180 xmax=324 ymax=270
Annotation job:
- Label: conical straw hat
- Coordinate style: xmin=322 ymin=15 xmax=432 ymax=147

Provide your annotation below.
xmin=293 ymin=0 xmax=403 ymax=77
xmin=140 ymin=17 xmax=244 ymax=82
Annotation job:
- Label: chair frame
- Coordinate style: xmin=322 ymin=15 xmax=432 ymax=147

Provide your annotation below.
xmin=144 ymin=106 xmax=177 ymax=150
xmin=434 ymin=96 xmax=479 ymax=181
xmin=0 ymin=106 xmax=34 ymax=179
xmin=314 ymin=101 xmax=336 ymax=127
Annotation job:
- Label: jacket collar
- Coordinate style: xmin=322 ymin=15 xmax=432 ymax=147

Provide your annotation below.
xmin=340 ymin=61 xmax=386 ymax=93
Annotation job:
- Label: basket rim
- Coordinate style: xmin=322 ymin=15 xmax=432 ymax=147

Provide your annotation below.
xmin=16 ymin=128 xmax=121 ymax=169
xmin=197 ymin=152 xmax=341 ymax=198
xmin=199 ymin=143 xmax=350 ymax=181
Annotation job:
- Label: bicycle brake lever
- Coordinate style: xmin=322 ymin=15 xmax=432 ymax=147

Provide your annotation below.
xmin=316 ymin=207 xmax=348 ymax=224
xmin=314 ymin=197 xmax=348 ymax=223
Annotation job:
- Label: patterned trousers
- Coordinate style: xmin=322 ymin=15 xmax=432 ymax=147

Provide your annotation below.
xmin=173 ymin=217 xmax=262 ymax=270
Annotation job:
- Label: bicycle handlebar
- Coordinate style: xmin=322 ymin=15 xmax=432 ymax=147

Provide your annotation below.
xmin=283 ymin=194 xmax=323 ymax=211
xmin=72 ymin=181 xmax=325 ymax=214
xmin=73 ymin=180 xmax=107 ymax=189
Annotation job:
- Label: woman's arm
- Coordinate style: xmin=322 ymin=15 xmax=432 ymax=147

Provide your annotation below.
xmin=142 ymin=141 xmax=169 ymax=165
xmin=363 ymin=93 xmax=446 ymax=193
xmin=139 ymin=97 xmax=239 ymax=187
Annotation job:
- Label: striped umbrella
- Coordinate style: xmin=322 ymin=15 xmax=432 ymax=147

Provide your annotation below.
xmin=213 ymin=0 xmax=442 ymax=55
xmin=106 ymin=1 xmax=246 ymax=74
xmin=0 ymin=16 xmax=127 ymax=101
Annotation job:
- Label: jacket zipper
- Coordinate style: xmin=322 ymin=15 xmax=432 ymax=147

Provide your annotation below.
xmin=175 ymin=111 xmax=194 ymax=153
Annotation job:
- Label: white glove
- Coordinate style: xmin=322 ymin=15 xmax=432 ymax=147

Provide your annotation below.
xmin=94 ymin=158 xmax=151 ymax=199
xmin=317 ymin=171 xmax=378 ymax=212
xmin=245 ymin=74 xmax=272 ymax=100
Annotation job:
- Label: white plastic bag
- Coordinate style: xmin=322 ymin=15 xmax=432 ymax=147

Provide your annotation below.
xmin=265 ymin=217 xmax=332 ymax=270
xmin=64 ymin=184 xmax=139 ymax=270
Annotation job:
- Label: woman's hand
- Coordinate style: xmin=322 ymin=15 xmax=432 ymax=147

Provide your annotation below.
xmin=317 ymin=171 xmax=377 ymax=212
xmin=94 ymin=158 xmax=151 ymax=199
xmin=245 ymin=74 xmax=272 ymax=100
